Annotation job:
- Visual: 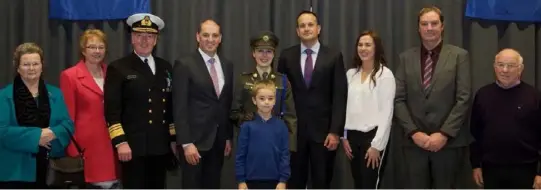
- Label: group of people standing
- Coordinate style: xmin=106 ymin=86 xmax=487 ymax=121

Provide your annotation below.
xmin=0 ymin=5 xmax=540 ymax=190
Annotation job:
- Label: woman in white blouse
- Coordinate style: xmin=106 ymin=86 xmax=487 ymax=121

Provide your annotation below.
xmin=341 ymin=30 xmax=396 ymax=189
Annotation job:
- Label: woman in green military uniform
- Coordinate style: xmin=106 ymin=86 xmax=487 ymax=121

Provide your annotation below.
xmin=231 ymin=31 xmax=297 ymax=152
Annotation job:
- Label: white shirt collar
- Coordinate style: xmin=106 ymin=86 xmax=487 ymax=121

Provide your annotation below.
xmin=134 ymin=51 xmax=153 ymax=62
xmin=300 ymin=41 xmax=321 ymax=54
xmin=198 ymin=48 xmax=218 ymax=63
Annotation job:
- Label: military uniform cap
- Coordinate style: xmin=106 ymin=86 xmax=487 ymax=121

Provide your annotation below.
xmin=250 ymin=31 xmax=279 ymax=50
xmin=126 ymin=13 xmax=165 ymax=34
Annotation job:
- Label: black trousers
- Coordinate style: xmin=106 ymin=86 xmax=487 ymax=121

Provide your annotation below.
xmin=120 ymin=154 xmax=167 ymax=189
xmin=246 ymin=180 xmax=279 ymax=189
xmin=0 ymin=181 xmax=50 ymax=189
xmin=180 ymin=138 xmax=225 ymax=189
xmin=403 ymin=146 xmax=463 ymax=188
xmin=482 ymin=162 xmax=537 ymax=189
xmin=288 ymin=136 xmax=336 ymax=189
xmin=347 ymin=129 xmax=381 ymax=189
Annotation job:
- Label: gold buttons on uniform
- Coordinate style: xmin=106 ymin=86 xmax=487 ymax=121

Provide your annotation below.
xmin=163 ymin=110 xmax=166 ymax=113
xmin=162 ymin=89 xmax=165 ymax=92
xmin=162 ymin=120 xmax=166 ymax=124
xmin=149 ymin=109 xmax=152 ymax=114
xmin=162 ymin=98 xmax=166 ymax=102
xmin=149 ymin=120 xmax=153 ymax=124
xmin=148 ymin=98 xmax=152 ymax=103
xmin=149 ymin=89 xmax=151 ymax=92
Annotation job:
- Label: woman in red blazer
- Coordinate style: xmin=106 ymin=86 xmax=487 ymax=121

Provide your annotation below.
xmin=59 ymin=29 xmax=119 ymax=188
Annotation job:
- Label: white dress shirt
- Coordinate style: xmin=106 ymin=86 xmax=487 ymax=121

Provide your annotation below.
xmin=135 ymin=51 xmax=156 ymax=75
xmin=300 ymin=41 xmax=321 ymax=77
xmin=343 ymin=66 xmax=396 ymax=151
xmin=198 ymin=48 xmax=225 ymax=92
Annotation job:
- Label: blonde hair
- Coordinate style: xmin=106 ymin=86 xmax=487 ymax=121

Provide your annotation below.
xmin=13 ymin=42 xmax=44 ymax=72
xmin=79 ymin=29 xmax=107 ymax=59
xmin=251 ymin=80 xmax=277 ymax=98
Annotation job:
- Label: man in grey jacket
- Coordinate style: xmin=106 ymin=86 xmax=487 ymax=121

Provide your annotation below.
xmin=394 ymin=6 xmax=472 ymax=189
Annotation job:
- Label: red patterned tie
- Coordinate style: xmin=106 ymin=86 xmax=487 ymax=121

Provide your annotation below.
xmin=423 ymin=51 xmax=433 ymax=90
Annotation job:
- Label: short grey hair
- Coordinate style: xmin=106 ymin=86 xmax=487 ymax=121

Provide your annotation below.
xmin=13 ymin=42 xmax=44 ymax=72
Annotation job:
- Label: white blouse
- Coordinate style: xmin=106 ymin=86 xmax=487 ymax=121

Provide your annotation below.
xmin=94 ymin=77 xmax=104 ymax=91
xmin=343 ymin=66 xmax=396 ymax=151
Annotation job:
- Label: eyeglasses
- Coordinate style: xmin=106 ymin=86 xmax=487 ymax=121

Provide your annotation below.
xmin=86 ymin=46 xmax=106 ymax=51
xmin=494 ymin=63 xmax=519 ymax=69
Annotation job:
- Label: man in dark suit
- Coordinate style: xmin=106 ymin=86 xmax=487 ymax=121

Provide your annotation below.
xmin=173 ymin=19 xmax=234 ymax=189
xmin=277 ymin=11 xmax=348 ymax=189
xmin=394 ymin=6 xmax=472 ymax=188
xmin=104 ymin=13 xmax=176 ymax=189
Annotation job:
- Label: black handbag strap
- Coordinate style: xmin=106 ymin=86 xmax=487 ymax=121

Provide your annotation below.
xmin=59 ymin=124 xmax=84 ymax=156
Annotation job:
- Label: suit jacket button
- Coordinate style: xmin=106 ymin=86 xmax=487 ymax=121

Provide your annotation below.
xmin=149 ymin=120 xmax=153 ymax=124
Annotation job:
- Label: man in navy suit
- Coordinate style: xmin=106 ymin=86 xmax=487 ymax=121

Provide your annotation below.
xmin=173 ymin=19 xmax=234 ymax=189
xmin=278 ymin=10 xmax=348 ymax=189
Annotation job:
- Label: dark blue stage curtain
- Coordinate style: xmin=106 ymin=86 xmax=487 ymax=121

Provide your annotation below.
xmin=465 ymin=0 xmax=541 ymax=22
xmin=49 ymin=0 xmax=150 ymax=20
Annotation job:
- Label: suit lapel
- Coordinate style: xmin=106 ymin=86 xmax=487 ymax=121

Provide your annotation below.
xmin=289 ymin=45 xmax=306 ymax=90
xmin=129 ymin=53 xmax=155 ymax=86
xmin=154 ymin=59 xmax=168 ymax=91
xmin=218 ymin=58 xmax=231 ymax=100
xmin=410 ymin=48 xmax=424 ymax=95
xmin=193 ymin=52 xmax=218 ymax=99
xmin=309 ymin=45 xmax=328 ymax=89
xmin=426 ymin=45 xmax=451 ymax=95
xmin=76 ymin=61 xmax=104 ymax=96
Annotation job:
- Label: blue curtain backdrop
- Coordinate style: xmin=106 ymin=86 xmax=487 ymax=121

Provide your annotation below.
xmin=49 ymin=0 xmax=150 ymax=20
xmin=465 ymin=0 xmax=541 ymax=22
